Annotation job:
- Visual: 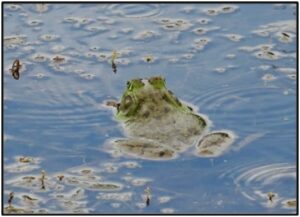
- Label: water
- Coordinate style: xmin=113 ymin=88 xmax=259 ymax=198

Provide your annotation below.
xmin=3 ymin=3 xmax=297 ymax=214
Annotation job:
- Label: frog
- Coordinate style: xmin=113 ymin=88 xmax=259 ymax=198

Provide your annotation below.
xmin=106 ymin=76 xmax=235 ymax=160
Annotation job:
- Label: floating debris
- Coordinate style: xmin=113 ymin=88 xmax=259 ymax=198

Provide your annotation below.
xmin=52 ymin=55 xmax=66 ymax=64
xmin=80 ymin=169 xmax=93 ymax=175
xmin=287 ymin=74 xmax=296 ymax=80
xmin=112 ymin=62 xmax=117 ymax=73
xmin=57 ymin=175 xmax=64 ymax=181
xmin=239 ymin=43 xmax=275 ymax=52
xmin=103 ymin=163 xmax=119 ymax=173
xmin=275 ymin=31 xmax=294 ymax=43
xmin=143 ymin=55 xmax=154 ymax=63
xmin=10 ymin=59 xmax=21 ymax=80
xmin=8 ymin=192 xmax=14 ymax=206
xmin=255 ymin=50 xmax=281 ymax=60
xmin=111 ymin=50 xmax=119 ymax=74
xmin=252 ymin=20 xmax=296 ymax=44
xmin=22 ymin=195 xmax=38 ymax=204
xmin=40 ymin=34 xmax=60 ymax=42
xmin=205 ymin=9 xmax=219 ymax=16
xmin=63 ymin=16 xmax=94 ymax=28
xmin=203 ymin=5 xmax=238 ymax=16
xmin=31 ymin=53 xmax=49 ymax=62
xmin=193 ymin=27 xmax=219 ymax=36
xmin=120 ymin=161 xmax=141 ymax=169
xmin=18 ymin=157 xmax=33 ymax=163
xmin=222 ymin=34 xmax=243 ymax=42
xmin=220 ymin=5 xmax=239 ymax=13
xmin=156 ymin=18 xmax=192 ymax=31
xmin=144 ymin=186 xmax=151 ymax=207
xmin=146 ymin=197 xmax=150 ymax=207
xmin=40 ymin=170 xmax=46 ymax=190
xmin=267 ymin=192 xmax=275 ymax=202
xmin=26 ymin=19 xmax=43 ymax=27
xmin=193 ymin=37 xmax=211 ymax=51
xmin=6 ymin=4 xmax=22 ymax=11
xmin=196 ymin=18 xmax=211 ymax=25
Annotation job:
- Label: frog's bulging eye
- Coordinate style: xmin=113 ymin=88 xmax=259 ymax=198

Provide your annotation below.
xmin=127 ymin=81 xmax=131 ymax=88
xmin=131 ymin=79 xmax=144 ymax=89
xmin=148 ymin=76 xmax=165 ymax=89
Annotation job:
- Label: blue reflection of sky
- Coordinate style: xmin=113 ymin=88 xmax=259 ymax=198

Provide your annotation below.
xmin=3 ymin=3 xmax=296 ymax=214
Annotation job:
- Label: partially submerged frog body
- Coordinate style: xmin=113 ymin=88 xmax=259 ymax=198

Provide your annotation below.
xmin=108 ymin=76 xmax=235 ymax=160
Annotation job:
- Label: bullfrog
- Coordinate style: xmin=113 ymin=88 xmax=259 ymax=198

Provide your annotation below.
xmin=106 ymin=76 xmax=235 ymax=160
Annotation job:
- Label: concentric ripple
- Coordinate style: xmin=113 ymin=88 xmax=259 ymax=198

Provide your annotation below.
xmin=220 ymin=162 xmax=296 ymax=209
xmin=104 ymin=4 xmax=161 ymax=18
xmin=187 ymin=85 xmax=295 ymax=135
xmin=4 ymin=78 xmax=110 ymax=132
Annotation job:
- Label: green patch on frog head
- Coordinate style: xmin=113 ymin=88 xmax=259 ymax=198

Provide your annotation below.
xmin=116 ymin=76 xmax=193 ymax=120
xmin=148 ymin=76 xmax=166 ymax=89
xmin=117 ymin=78 xmax=145 ymax=119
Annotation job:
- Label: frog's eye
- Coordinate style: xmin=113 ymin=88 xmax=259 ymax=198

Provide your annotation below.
xmin=131 ymin=79 xmax=144 ymax=89
xmin=148 ymin=76 xmax=165 ymax=89
xmin=127 ymin=81 xmax=131 ymax=89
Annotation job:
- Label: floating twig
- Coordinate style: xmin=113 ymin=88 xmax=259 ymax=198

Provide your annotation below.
xmin=10 ymin=59 xmax=21 ymax=80
xmin=40 ymin=170 xmax=46 ymax=190
xmin=144 ymin=186 xmax=151 ymax=207
xmin=111 ymin=51 xmax=119 ymax=74
xmin=8 ymin=192 xmax=14 ymax=207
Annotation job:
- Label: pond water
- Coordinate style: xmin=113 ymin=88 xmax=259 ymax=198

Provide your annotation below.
xmin=3 ymin=3 xmax=297 ymax=214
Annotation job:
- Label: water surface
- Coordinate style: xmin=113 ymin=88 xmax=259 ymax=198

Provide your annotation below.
xmin=3 ymin=3 xmax=297 ymax=214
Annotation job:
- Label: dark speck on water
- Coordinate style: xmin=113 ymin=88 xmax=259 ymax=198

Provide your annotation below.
xmin=112 ymin=61 xmax=117 ymax=73
xmin=10 ymin=59 xmax=21 ymax=80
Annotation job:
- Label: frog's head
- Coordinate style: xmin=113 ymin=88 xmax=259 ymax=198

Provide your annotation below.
xmin=116 ymin=76 xmax=168 ymax=120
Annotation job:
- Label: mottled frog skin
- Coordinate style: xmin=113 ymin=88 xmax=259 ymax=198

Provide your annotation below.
xmin=110 ymin=76 xmax=235 ymax=160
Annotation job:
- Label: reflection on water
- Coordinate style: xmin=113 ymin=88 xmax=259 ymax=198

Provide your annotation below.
xmin=3 ymin=3 xmax=296 ymax=214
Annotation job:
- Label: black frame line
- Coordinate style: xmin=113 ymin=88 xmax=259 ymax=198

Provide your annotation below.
xmin=1 ymin=1 xmax=299 ymax=215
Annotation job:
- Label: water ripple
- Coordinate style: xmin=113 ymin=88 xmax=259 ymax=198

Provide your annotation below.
xmin=188 ymin=85 xmax=295 ymax=134
xmin=104 ymin=4 xmax=161 ymax=18
xmin=220 ymin=162 xmax=296 ymax=209
xmin=4 ymin=80 xmax=109 ymax=130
